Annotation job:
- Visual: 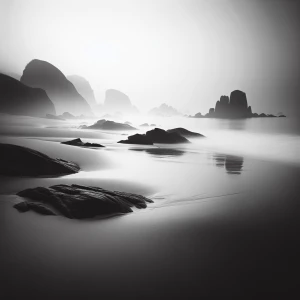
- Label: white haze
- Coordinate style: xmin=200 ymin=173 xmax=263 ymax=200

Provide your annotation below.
xmin=0 ymin=0 xmax=299 ymax=116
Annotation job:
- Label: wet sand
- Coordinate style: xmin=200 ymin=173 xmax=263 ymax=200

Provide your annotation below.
xmin=1 ymin=114 xmax=300 ymax=299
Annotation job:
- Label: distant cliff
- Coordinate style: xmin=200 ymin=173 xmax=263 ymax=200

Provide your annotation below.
xmin=149 ymin=103 xmax=181 ymax=117
xmin=20 ymin=59 xmax=93 ymax=116
xmin=67 ymin=75 xmax=97 ymax=107
xmin=191 ymin=90 xmax=285 ymax=119
xmin=103 ymin=89 xmax=138 ymax=115
xmin=0 ymin=73 xmax=56 ymax=117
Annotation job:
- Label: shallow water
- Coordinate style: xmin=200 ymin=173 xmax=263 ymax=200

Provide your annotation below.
xmin=1 ymin=114 xmax=300 ymax=299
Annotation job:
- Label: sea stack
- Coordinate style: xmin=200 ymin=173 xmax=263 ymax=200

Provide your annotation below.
xmin=20 ymin=59 xmax=93 ymax=116
xmin=0 ymin=73 xmax=56 ymax=117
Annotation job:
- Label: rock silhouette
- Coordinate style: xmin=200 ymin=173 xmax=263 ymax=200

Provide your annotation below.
xmin=83 ymin=119 xmax=137 ymax=130
xmin=0 ymin=143 xmax=79 ymax=176
xmin=118 ymin=134 xmax=154 ymax=145
xmin=15 ymin=184 xmax=153 ymax=219
xmin=61 ymin=138 xmax=104 ymax=148
xmin=149 ymin=103 xmax=181 ymax=117
xmin=167 ymin=128 xmax=205 ymax=138
xmin=0 ymin=73 xmax=56 ymax=117
xmin=193 ymin=90 xmax=286 ymax=119
xmin=46 ymin=114 xmax=65 ymax=120
xmin=20 ymin=59 xmax=93 ymax=116
xmin=103 ymin=89 xmax=138 ymax=114
xmin=67 ymin=75 xmax=97 ymax=107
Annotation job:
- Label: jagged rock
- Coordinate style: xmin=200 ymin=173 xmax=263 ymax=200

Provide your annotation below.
xmin=61 ymin=138 xmax=104 ymax=148
xmin=259 ymin=113 xmax=267 ymax=117
xmin=167 ymin=128 xmax=205 ymax=138
xmin=0 ymin=73 xmax=56 ymax=117
xmin=20 ymin=59 xmax=93 ymax=116
xmin=146 ymin=128 xmax=189 ymax=144
xmin=104 ymin=89 xmax=138 ymax=114
xmin=149 ymin=103 xmax=181 ymax=117
xmin=67 ymin=75 xmax=97 ymax=107
xmin=84 ymin=119 xmax=137 ymax=130
xmin=46 ymin=114 xmax=65 ymax=121
xmin=118 ymin=134 xmax=153 ymax=145
xmin=15 ymin=184 xmax=153 ymax=219
xmin=0 ymin=143 xmax=79 ymax=176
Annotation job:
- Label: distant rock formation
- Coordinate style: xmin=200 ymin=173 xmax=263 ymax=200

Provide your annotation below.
xmin=149 ymin=103 xmax=181 ymax=117
xmin=0 ymin=143 xmax=79 ymax=176
xmin=61 ymin=138 xmax=104 ymax=148
xmin=167 ymin=128 xmax=205 ymax=138
xmin=46 ymin=114 xmax=65 ymax=121
xmin=192 ymin=90 xmax=286 ymax=119
xmin=119 ymin=128 xmax=189 ymax=145
xmin=82 ymin=119 xmax=137 ymax=130
xmin=67 ymin=75 xmax=97 ymax=107
xmin=15 ymin=184 xmax=153 ymax=219
xmin=0 ymin=73 xmax=56 ymax=117
xmin=140 ymin=123 xmax=150 ymax=127
xmin=118 ymin=134 xmax=153 ymax=145
xmin=103 ymin=89 xmax=138 ymax=115
xmin=20 ymin=59 xmax=93 ymax=116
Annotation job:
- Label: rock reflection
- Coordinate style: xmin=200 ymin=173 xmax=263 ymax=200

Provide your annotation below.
xmin=213 ymin=154 xmax=244 ymax=175
xmin=131 ymin=148 xmax=185 ymax=157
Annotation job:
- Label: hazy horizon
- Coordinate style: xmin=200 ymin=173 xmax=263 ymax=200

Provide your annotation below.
xmin=1 ymin=0 xmax=300 ymax=116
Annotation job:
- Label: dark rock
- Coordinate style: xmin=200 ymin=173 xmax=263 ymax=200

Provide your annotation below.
xmin=85 ymin=119 xmax=137 ymax=130
xmin=0 ymin=73 xmax=56 ymax=117
xmin=167 ymin=128 xmax=205 ymax=138
xmin=149 ymin=103 xmax=181 ymax=117
xmin=20 ymin=59 xmax=93 ymax=116
xmin=252 ymin=113 xmax=259 ymax=117
xmin=145 ymin=128 xmax=190 ymax=144
xmin=16 ymin=184 xmax=153 ymax=219
xmin=67 ymin=75 xmax=97 ymax=107
xmin=61 ymin=138 xmax=104 ymax=148
xmin=259 ymin=113 xmax=267 ymax=117
xmin=278 ymin=114 xmax=286 ymax=117
xmin=0 ymin=143 xmax=80 ymax=176
xmin=46 ymin=114 xmax=65 ymax=121
xmin=118 ymin=134 xmax=153 ymax=145
xmin=13 ymin=201 xmax=30 ymax=212
xmin=104 ymin=89 xmax=138 ymax=114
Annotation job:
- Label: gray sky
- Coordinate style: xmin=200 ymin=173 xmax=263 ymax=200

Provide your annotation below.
xmin=1 ymin=0 xmax=300 ymax=116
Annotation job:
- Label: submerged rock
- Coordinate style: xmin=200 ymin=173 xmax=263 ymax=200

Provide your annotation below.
xmin=118 ymin=134 xmax=153 ymax=145
xmin=61 ymin=138 xmax=104 ymax=148
xmin=84 ymin=119 xmax=137 ymax=130
xmin=167 ymin=128 xmax=205 ymax=138
xmin=0 ymin=143 xmax=79 ymax=176
xmin=16 ymin=184 xmax=153 ymax=219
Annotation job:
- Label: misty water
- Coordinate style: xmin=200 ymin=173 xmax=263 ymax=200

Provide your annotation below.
xmin=1 ymin=114 xmax=300 ymax=298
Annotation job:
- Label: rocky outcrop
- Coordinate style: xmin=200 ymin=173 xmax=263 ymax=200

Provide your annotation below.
xmin=83 ymin=119 xmax=137 ymax=130
xmin=67 ymin=75 xmax=97 ymax=107
xmin=146 ymin=128 xmax=189 ymax=144
xmin=61 ymin=138 xmax=104 ymax=148
xmin=167 ymin=128 xmax=205 ymax=138
xmin=0 ymin=73 xmax=56 ymax=117
xmin=118 ymin=134 xmax=153 ymax=145
xmin=15 ymin=184 xmax=153 ymax=219
xmin=20 ymin=59 xmax=93 ymax=116
xmin=0 ymin=143 xmax=79 ymax=176
xmin=103 ymin=89 xmax=138 ymax=114
xmin=149 ymin=103 xmax=181 ymax=117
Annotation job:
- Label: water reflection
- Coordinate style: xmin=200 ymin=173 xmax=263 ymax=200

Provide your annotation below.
xmin=213 ymin=154 xmax=244 ymax=175
xmin=131 ymin=148 xmax=185 ymax=157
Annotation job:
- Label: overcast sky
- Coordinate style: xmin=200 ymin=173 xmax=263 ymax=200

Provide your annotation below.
xmin=1 ymin=0 xmax=300 ymax=116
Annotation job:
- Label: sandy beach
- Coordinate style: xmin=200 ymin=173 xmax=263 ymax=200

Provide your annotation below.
xmin=1 ymin=114 xmax=300 ymax=299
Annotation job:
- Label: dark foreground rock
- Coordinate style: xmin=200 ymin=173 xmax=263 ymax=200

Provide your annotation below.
xmin=118 ymin=128 xmax=190 ymax=145
xmin=167 ymin=128 xmax=205 ymax=138
xmin=118 ymin=134 xmax=153 ymax=145
xmin=61 ymin=138 xmax=104 ymax=148
xmin=15 ymin=184 xmax=153 ymax=218
xmin=0 ymin=143 xmax=79 ymax=176
xmin=84 ymin=119 xmax=137 ymax=130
